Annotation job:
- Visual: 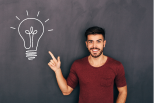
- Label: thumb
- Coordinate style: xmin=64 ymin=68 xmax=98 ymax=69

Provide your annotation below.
xmin=57 ymin=56 xmax=60 ymax=62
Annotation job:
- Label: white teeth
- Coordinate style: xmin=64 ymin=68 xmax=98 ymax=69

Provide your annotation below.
xmin=92 ymin=50 xmax=98 ymax=51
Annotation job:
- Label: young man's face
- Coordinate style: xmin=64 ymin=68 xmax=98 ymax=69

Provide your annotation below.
xmin=86 ymin=34 xmax=106 ymax=58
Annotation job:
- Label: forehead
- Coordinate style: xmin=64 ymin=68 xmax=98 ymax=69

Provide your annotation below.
xmin=87 ymin=34 xmax=104 ymax=40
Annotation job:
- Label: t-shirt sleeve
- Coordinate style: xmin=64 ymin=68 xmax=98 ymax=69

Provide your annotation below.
xmin=115 ymin=63 xmax=127 ymax=87
xmin=66 ymin=62 xmax=79 ymax=89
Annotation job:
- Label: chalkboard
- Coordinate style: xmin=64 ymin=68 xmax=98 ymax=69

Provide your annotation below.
xmin=0 ymin=0 xmax=152 ymax=103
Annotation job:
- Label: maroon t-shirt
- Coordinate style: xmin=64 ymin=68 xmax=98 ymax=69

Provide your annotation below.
xmin=67 ymin=56 xmax=127 ymax=103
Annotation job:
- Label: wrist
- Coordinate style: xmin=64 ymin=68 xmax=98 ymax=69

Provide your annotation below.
xmin=55 ymin=68 xmax=61 ymax=74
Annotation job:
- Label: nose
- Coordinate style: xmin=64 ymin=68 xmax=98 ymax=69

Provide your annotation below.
xmin=93 ymin=42 xmax=96 ymax=48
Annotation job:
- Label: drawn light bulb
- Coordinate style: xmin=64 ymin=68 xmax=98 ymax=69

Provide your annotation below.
xmin=18 ymin=18 xmax=44 ymax=60
xmin=10 ymin=10 xmax=53 ymax=60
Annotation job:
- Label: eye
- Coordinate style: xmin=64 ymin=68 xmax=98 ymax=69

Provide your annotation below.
xmin=97 ymin=40 xmax=101 ymax=43
xmin=88 ymin=41 xmax=92 ymax=43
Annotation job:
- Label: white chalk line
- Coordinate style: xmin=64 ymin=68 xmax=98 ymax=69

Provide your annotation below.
xmin=26 ymin=10 xmax=28 ymax=16
xmin=26 ymin=51 xmax=37 ymax=57
xmin=26 ymin=55 xmax=37 ymax=57
xmin=25 ymin=51 xmax=37 ymax=55
xmin=16 ymin=16 xmax=20 ymax=20
xmin=37 ymin=11 xmax=40 ymax=17
xmin=45 ymin=19 xmax=49 ymax=22
xmin=48 ymin=29 xmax=53 ymax=31
xmin=28 ymin=57 xmax=35 ymax=60
xmin=26 ymin=50 xmax=37 ymax=52
xmin=10 ymin=27 xmax=16 ymax=29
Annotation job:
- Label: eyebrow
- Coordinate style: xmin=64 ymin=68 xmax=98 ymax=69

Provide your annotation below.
xmin=97 ymin=39 xmax=102 ymax=41
xmin=88 ymin=39 xmax=103 ymax=41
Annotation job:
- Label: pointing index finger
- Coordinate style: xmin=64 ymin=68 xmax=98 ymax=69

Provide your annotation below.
xmin=48 ymin=51 xmax=56 ymax=60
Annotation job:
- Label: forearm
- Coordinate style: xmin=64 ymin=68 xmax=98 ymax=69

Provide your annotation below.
xmin=48 ymin=52 xmax=72 ymax=95
xmin=116 ymin=92 xmax=127 ymax=103
xmin=55 ymin=68 xmax=68 ymax=93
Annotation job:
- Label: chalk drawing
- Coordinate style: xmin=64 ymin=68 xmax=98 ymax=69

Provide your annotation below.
xmin=45 ymin=19 xmax=49 ymax=23
xmin=25 ymin=26 xmax=38 ymax=48
xmin=48 ymin=29 xmax=53 ymax=31
xmin=26 ymin=10 xmax=28 ymax=16
xmin=10 ymin=27 xmax=16 ymax=29
xmin=16 ymin=16 xmax=20 ymax=20
xmin=10 ymin=10 xmax=53 ymax=60
xmin=18 ymin=17 xmax=44 ymax=52
xmin=37 ymin=11 xmax=40 ymax=17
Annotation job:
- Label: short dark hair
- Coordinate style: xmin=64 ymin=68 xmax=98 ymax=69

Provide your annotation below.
xmin=85 ymin=26 xmax=105 ymax=40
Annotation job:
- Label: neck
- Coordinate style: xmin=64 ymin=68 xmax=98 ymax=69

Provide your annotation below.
xmin=88 ymin=54 xmax=107 ymax=67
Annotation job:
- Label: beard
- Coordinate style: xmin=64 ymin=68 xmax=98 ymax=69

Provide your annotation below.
xmin=89 ymin=47 xmax=104 ymax=58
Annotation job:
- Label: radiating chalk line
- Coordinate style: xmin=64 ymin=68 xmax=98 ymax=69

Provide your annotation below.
xmin=37 ymin=11 xmax=40 ymax=17
xmin=48 ymin=29 xmax=53 ymax=31
xmin=26 ymin=10 xmax=28 ymax=16
xmin=16 ymin=16 xmax=20 ymax=20
xmin=45 ymin=19 xmax=49 ymax=22
xmin=10 ymin=27 xmax=16 ymax=29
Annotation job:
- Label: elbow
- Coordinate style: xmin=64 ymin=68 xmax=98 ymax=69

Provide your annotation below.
xmin=62 ymin=92 xmax=71 ymax=96
xmin=62 ymin=85 xmax=73 ymax=95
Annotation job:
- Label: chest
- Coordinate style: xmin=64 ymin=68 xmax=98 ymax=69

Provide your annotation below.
xmin=77 ymin=66 xmax=116 ymax=87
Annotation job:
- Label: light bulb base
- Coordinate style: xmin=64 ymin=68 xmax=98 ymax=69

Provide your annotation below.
xmin=26 ymin=50 xmax=37 ymax=60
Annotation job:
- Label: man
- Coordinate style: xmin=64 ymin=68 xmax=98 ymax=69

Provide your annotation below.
xmin=48 ymin=26 xmax=127 ymax=103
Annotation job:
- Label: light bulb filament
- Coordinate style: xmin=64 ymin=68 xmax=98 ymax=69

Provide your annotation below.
xmin=25 ymin=26 xmax=38 ymax=48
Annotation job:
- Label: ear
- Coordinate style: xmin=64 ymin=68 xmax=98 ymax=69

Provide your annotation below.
xmin=85 ymin=41 xmax=88 ymax=48
xmin=103 ymin=40 xmax=106 ymax=47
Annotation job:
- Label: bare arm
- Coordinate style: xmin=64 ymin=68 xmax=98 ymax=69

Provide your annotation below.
xmin=116 ymin=85 xmax=127 ymax=103
xmin=48 ymin=51 xmax=73 ymax=95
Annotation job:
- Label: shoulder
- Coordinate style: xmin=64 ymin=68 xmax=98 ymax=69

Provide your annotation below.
xmin=107 ymin=56 xmax=123 ymax=67
xmin=71 ymin=56 xmax=88 ymax=70
xmin=107 ymin=56 xmax=124 ymax=74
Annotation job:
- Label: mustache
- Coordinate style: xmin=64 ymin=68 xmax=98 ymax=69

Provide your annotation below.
xmin=90 ymin=47 xmax=100 ymax=50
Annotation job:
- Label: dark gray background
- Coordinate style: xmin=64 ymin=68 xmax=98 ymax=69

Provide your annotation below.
xmin=0 ymin=0 xmax=152 ymax=103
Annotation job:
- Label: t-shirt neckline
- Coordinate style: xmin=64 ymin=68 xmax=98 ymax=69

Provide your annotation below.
xmin=87 ymin=56 xmax=109 ymax=69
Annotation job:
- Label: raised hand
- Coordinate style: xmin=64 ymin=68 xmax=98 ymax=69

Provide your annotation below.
xmin=48 ymin=51 xmax=61 ymax=73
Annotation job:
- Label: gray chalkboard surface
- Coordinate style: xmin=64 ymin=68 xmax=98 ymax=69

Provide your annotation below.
xmin=0 ymin=0 xmax=152 ymax=103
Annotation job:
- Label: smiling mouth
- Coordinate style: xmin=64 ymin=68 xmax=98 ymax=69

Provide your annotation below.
xmin=91 ymin=49 xmax=99 ymax=52
xmin=92 ymin=49 xmax=98 ymax=51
